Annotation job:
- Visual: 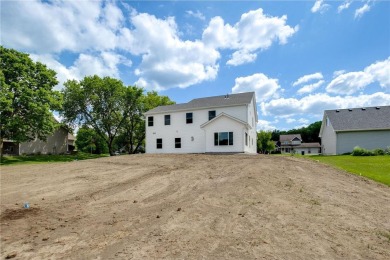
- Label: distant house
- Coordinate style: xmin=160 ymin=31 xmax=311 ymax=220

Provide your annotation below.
xmin=2 ymin=126 xmax=75 ymax=155
xmin=319 ymin=106 xmax=390 ymax=155
xmin=279 ymin=134 xmax=321 ymax=155
xmin=144 ymin=92 xmax=258 ymax=154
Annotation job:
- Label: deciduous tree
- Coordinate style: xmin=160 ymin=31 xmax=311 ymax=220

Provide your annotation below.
xmin=61 ymin=76 xmax=127 ymax=156
xmin=0 ymin=46 xmax=61 ymax=156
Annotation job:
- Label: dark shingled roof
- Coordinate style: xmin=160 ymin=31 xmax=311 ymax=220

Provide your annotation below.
xmin=325 ymin=106 xmax=390 ymax=131
xmin=280 ymin=134 xmax=302 ymax=142
xmin=145 ymin=92 xmax=255 ymax=114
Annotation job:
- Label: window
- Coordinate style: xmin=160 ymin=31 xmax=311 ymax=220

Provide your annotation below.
xmin=156 ymin=138 xmax=162 ymax=149
xmin=148 ymin=116 xmax=154 ymax=127
xmin=175 ymin=138 xmax=181 ymax=148
xmin=326 ymin=117 xmax=330 ymax=126
xmin=186 ymin=112 xmax=193 ymax=124
xmin=245 ymin=133 xmax=248 ymax=146
xmin=214 ymin=132 xmax=234 ymax=146
xmin=164 ymin=115 xmax=171 ymax=125
xmin=208 ymin=110 xmax=216 ymax=120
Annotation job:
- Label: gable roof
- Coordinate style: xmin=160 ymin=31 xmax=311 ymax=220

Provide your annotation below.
xmin=200 ymin=112 xmax=251 ymax=129
xmin=280 ymin=134 xmax=302 ymax=142
xmin=145 ymin=92 xmax=255 ymax=115
xmin=324 ymin=105 xmax=390 ymax=132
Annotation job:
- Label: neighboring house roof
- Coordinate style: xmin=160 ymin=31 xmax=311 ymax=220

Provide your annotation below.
xmin=280 ymin=134 xmax=302 ymax=142
xmin=200 ymin=112 xmax=251 ymax=129
xmin=297 ymin=143 xmax=321 ymax=148
xmin=324 ymin=106 xmax=390 ymax=132
xmin=145 ymin=92 xmax=255 ymax=115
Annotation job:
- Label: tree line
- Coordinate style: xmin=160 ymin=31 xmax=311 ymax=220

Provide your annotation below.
xmin=257 ymin=121 xmax=322 ymax=153
xmin=0 ymin=46 xmax=173 ymax=156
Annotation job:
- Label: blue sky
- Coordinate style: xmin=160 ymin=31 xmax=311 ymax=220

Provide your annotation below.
xmin=2 ymin=0 xmax=389 ymax=130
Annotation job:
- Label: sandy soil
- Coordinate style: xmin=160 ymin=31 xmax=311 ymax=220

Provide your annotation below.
xmin=1 ymin=154 xmax=389 ymax=259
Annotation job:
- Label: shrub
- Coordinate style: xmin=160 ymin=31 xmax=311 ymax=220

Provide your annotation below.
xmin=352 ymin=146 xmax=373 ymax=156
xmin=373 ymin=149 xmax=385 ymax=156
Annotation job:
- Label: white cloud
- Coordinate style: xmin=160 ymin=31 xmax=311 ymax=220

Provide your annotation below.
xmin=292 ymin=72 xmax=323 ymax=86
xmin=257 ymin=119 xmax=277 ymax=131
xmin=226 ymin=50 xmax=257 ymax=66
xmin=1 ymin=0 xmax=121 ymax=53
xmin=261 ymin=92 xmax=390 ymax=118
xmin=232 ymin=73 xmax=281 ymax=102
xmin=30 ymin=52 xmax=131 ymax=90
xmin=326 ymin=57 xmax=390 ymax=94
xmin=186 ymin=10 xmax=205 ymax=21
xmin=338 ymin=1 xmax=352 ymax=13
xmin=202 ymin=8 xmax=298 ymax=66
xmin=297 ymin=80 xmax=325 ymax=95
xmin=333 ymin=70 xmax=347 ymax=77
xmin=355 ymin=3 xmax=371 ymax=19
xmin=128 ymin=13 xmax=220 ymax=90
xmin=311 ymin=0 xmax=330 ymax=13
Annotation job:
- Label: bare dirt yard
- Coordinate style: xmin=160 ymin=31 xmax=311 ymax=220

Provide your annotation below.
xmin=1 ymin=154 xmax=389 ymax=259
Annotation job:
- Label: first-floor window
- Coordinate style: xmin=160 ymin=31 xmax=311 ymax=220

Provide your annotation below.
xmin=214 ymin=132 xmax=233 ymax=146
xmin=156 ymin=138 xmax=162 ymax=149
xmin=245 ymin=133 xmax=248 ymax=146
xmin=175 ymin=138 xmax=181 ymax=148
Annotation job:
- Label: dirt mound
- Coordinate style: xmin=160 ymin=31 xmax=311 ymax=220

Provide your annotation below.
xmin=1 ymin=207 xmax=41 ymax=221
xmin=1 ymin=154 xmax=389 ymax=259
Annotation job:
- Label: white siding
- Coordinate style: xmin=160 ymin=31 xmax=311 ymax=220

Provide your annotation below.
xmin=321 ymin=117 xmax=337 ymax=155
xmin=203 ymin=116 xmax=246 ymax=153
xmin=294 ymin=147 xmax=321 ymax=155
xmin=336 ymin=130 xmax=390 ymax=154
xmin=145 ymin=105 xmax=247 ymax=153
xmin=245 ymin=97 xmax=257 ymax=154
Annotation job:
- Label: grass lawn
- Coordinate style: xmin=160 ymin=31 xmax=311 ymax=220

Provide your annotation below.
xmin=0 ymin=152 xmax=109 ymax=166
xmin=308 ymin=155 xmax=390 ymax=187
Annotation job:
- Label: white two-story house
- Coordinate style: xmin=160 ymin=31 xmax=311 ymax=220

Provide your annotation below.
xmin=145 ymin=92 xmax=258 ymax=154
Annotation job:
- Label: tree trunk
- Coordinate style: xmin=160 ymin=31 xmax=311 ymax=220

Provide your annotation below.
xmin=0 ymin=138 xmax=3 ymax=158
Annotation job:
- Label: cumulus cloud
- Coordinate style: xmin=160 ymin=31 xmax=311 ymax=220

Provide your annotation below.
xmin=338 ymin=1 xmax=352 ymax=13
xmin=311 ymin=0 xmax=330 ymax=13
xmin=226 ymin=50 xmax=257 ymax=66
xmin=261 ymin=92 xmax=390 ymax=118
xmin=326 ymin=57 xmax=390 ymax=94
xmin=355 ymin=3 xmax=371 ymax=19
xmin=202 ymin=8 xmax=298 ymax=66
xmin=297 ymin=80 xmax=325 ymax=95
xmin=1 ymin=0 xmax=122 ymax=53
xmin=292 ymin=72 xmax=323 ymax=86
xmin=186 ymin=10 xmax=205 ymax=21
xmin=30 ymin=52 xmax=131 ymax=89
xmin=128 ymin=13 xmax=220 ymax=90
xmin=257 ymin=119 xmax=277 ymax=131
xmin=232 ymin=73 xmax=281 ymax=102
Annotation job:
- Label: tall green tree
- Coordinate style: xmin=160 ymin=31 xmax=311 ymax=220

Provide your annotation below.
xmin=117 ymin=89 xmax=175 ymax=154
xmin=257 ymin=130 xmax=275 ymax=154
xmin=75 ymin=126 xmax=108 ymax=154
xmin=61 ymin=75 xmax=127 ymax=156
xmin=0 ymin=46 xmax=62 ymax=156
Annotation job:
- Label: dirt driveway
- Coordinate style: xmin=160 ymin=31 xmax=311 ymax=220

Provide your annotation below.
xmin=1 ymin=154 xmax=389 ymax=259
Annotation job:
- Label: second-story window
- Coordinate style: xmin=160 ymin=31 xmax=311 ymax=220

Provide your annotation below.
xmin=186 ymin=112 xmax=193 ymax=124
xmin=148 ymin=116 xmax=154 ymax=127
xmin=165 ymin=115 xmax=171 ymax=125
xmin=208 ymin=110 xmax=216 ymax=120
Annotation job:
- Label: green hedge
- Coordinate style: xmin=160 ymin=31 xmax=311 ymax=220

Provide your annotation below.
xmin=352 ymin=146 xmax=390 ymax=156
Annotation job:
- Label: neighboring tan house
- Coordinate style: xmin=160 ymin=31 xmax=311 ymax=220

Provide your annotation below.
xmin=279 ymin=134 xmax=321 ymax=155
xmin=144 ymin=92 xmax=258 ymax=154
xmin=319 ymin=106 xmax=390 ymax=155
xmin=2 ymin=126 xmax=75 ymax=155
